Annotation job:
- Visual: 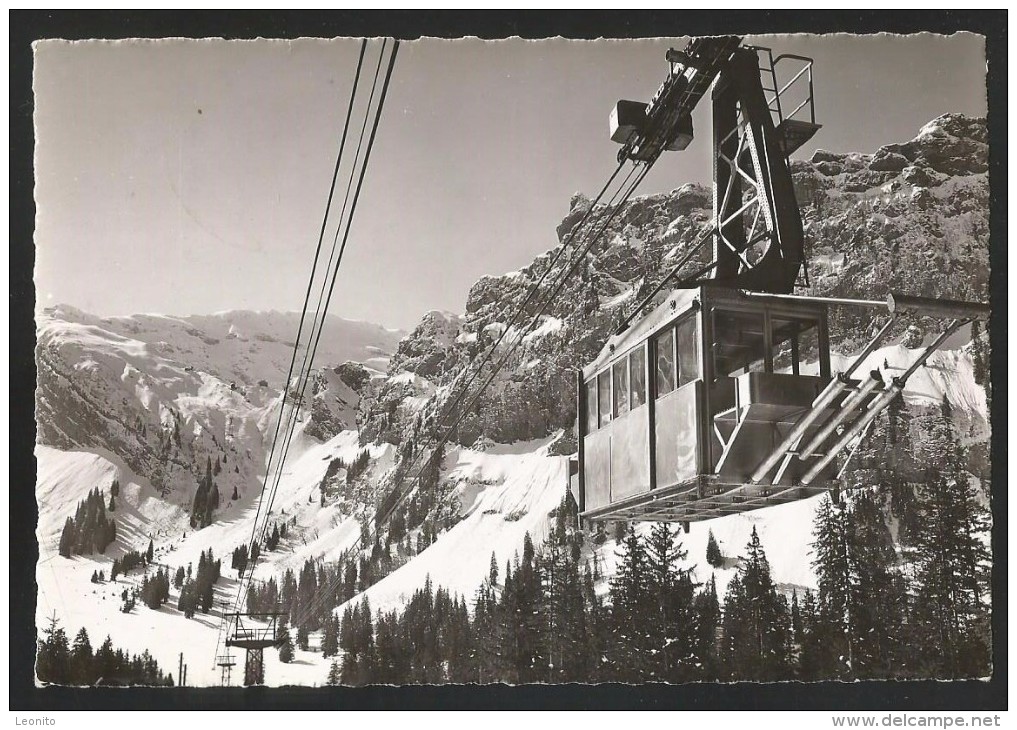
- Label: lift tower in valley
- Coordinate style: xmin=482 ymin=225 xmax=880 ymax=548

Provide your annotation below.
xmin=225 ymin=612 xmax=287 ymax=686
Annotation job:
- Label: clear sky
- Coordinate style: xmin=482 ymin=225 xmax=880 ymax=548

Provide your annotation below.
xmin=33 ymin=33 xmax=986 ymax=331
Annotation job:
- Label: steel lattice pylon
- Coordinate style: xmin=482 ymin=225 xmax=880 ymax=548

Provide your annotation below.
xmin=710 ymin=46 xmax=809 ymax=295
xmin=244 ymin=648 xmax=265 ymax=686
xmin=223 ymin=611 xmax=287 ymax=687
xmin=216 ymin=653 xmax=236 ymax=687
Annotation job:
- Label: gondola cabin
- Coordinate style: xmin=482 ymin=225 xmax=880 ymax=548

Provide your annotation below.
xmin=578 ymin=285 xmax=842 ymax=525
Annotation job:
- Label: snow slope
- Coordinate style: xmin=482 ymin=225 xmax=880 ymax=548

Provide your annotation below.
xmin=36 ymin=426 xmax=396 ymax=581
xmin=36 ymin=549 xmax=328 ymax=688
xmin=36 ymin=445 xmax=186 ymax=556
xmin=35 ymin=430 xmax=391 ymax=687
xmin=345 ymin=436 xmax=568 ymax=615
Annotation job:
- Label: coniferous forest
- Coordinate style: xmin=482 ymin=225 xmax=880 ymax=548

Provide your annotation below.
xmin=36 ymin=615 xmax=174 ymax=687
xmin=325 ymin=479 xmax=988 ymax=684
xmin=58 ymin=487 xmax=116 ymax=557
xmin=315 ymin=397 xmax=989 ymax=685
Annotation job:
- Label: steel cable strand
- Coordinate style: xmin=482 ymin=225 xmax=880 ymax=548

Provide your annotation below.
xmin=379 ymin=161 xmax=639 ymax=523
xmin=251 ymin=38 xmax=391 ymax=561
xmin=215 ymin=39 xmax=369 ymax=656
xmin=265 ymin=41 xmax=401 ymax=631
xmin=229 ymin=40 xmax=378 ymax=629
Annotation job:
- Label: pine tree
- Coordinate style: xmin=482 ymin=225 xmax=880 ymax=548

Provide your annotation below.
xmin=798 ymin=588 xmax=825 ymax=677
xmin=721 ymin=527 xmax=790 ymax=681
xmin=278 ymin=624 xmax=294 ymax=663
xmin=512 ymin=533 xmax=544 ymax=682
xmin=809 ymin=488 xmax=913 ymax=680
xmin=970 ymin=320 xmax=989 ymax=387
xmin=809 ymin=495 xmax=854 ymax=679
xmin=36 ymin=614 xmax=71 ymax=685
xmin=70 ymin=626 xmax=94 ymax=685
xmin=789 ymin=589 xmax=803 ymax=670
xmin=146 ymin=539 xmax=154 ymax=563
xmin=322 ymin=615 xmax=340 ymax=658
xmin=488 ymin=551 xmax=499 ymax=586
xmin=327 ymin=659 xmax=342 ymax=686
xmin=58 ymin=518 xmax=75 ymax=558
xmin=538 ymin=495 xmax=589 ymax=682
xmin=706 ymin=529 xmax=723 ymax=568
xmin=910 ymin=435 xmax=991 ymax=678
xmin=191 ymin=457 xmax=217 ymax=529
xmin=58 ymin=489 xmax=115 ymax=557
xmin=205 ymin=483 xmax=220 ymax=526
xmin=644 ymin=521 xmax=697 ymax=681
xmin=606 ymin=524 xmax=651 ymax=680
xmin=848 ymin=491 xmax=909 ymax=678
xmin=580 ymin=559 xmax=608 ymax=682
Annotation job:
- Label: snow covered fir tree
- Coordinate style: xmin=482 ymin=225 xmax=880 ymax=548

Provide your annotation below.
xmin=31 ymin=30 xmax=994 ymax=688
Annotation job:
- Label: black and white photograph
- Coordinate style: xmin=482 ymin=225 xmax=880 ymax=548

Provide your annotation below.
xmin=12 ymin=10 xmax=1005 ymax=714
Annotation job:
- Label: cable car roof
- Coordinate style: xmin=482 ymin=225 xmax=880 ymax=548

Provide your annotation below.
xmin=583 ymin=287 xmax=700 ymax=379
xmin=583 ymin=285 xmax=846 ymax=381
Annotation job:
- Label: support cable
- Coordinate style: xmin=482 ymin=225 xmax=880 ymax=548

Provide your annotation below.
xmin=239 ymin=39 xmax=400 ymax=627
xmin=214 ymin=38 xmax=370 ymax=660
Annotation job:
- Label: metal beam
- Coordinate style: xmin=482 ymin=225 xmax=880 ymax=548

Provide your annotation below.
xmin=739 ymin=290 xmax=886 ymax=309
xmin=735 ymin=290 xmax=989 ymax=322
xmin=797 ymin=371 xmax=882 ymax=459
xmin=802 ymin=318 xmax=971 ymax=486
xmin=842 ymin=316 xmax=897 ymax=378
xmin=887 ymin=293 xmax=989 ymax=320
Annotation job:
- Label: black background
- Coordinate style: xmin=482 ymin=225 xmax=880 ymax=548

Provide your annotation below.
xmin=10 ymin=10 xmax=1008 ymax=711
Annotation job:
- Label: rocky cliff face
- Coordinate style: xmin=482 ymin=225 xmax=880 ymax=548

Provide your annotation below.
xmin=794 ymin=113 xmax=989 ymax=349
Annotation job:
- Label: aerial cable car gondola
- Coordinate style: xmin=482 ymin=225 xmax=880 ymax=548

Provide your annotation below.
xmin=576 ymin=37 xmax=988 ymax=529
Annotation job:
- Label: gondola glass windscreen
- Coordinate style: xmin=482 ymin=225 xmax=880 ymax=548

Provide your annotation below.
xmin=655 ymin=328 xmax=676 ymax=396
xmin=612 ymin=359 xmax=630 ymax=417
xmin=630 ymin=346 xmax=647 ymax=408
xmin=598 ymin=371 xmax=612 ymax=427
xmin=676 ymin=316 xmax=700 ymax=386
xmin=585 ymin=380 xmax=598 ymax=432
xmin=713 ymin=309 xmax=765 ymax=376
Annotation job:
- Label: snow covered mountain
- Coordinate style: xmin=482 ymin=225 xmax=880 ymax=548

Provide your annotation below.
xmin=36 ymin=306 xmax=402 ymax=497
xmin=34 ymin=114 xmax=991 ymax=686
xmin=35 ymin=306 xmax=406 ymax=684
